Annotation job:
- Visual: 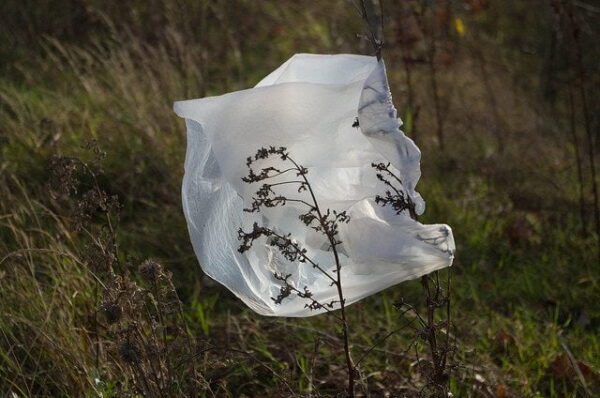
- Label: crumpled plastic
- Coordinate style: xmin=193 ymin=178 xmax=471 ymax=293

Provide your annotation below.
xmin=174 ymin=54 xmax=455 ymax=317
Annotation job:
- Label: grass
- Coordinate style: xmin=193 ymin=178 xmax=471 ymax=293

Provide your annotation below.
xmin=1 ymin=0 xmax=599 ymax=396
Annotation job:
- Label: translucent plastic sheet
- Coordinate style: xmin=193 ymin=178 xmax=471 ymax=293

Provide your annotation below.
xmin=174 ymin=54 xmax=455 ymax=317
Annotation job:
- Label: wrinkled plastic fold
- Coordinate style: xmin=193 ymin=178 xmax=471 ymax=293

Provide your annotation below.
xmin=174 ymin=54 xmax=455 ymax=317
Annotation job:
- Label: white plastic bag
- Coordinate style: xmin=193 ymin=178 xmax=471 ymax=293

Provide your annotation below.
xmin=174 ymin=54 xmax=455 ymax=317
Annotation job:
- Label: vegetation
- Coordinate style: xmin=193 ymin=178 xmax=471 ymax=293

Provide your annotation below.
xmin=1 ymin=0 xmax=598 ymax=396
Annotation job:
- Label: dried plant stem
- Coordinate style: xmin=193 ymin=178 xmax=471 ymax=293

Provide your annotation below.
xmin=418 ymin=274 xmax=451 ymax=396
xmin=567 ymin=86 xmax=588 ymax=235
xmin=358 ymin=0 xmax=384 ymax=61
xmin=443 ymin=269 xmax=452 ymax=375
xmin=558 ymin=334 xmax=591 ymax=396
xmin=373 ymin=162 xmax=453 ymax=395
xmin=412 ymin=2 xmax=445 ymax=151
xmin=337 ymin=271 xmax=355 ymax=396
xmin=427 ymin=37 xmax=445 ymax=152
xmin=354 ymin=316 xmax=418 ymax=366
xmin=289 ymin=156 xmax=356 ymax=397
xmin=473 ymin=46 xmax=505 ymax=153
xmin=401 ymin=49 xmax=419 ymax=143
xmin=239 ymin=147 xmax=356 ymax=396
xmin=93 ymin=282 xmax=100 ymax=369
xmin=565 ymin=0 xmax=599 ymax=237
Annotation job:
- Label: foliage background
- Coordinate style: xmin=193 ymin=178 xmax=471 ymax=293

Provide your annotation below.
xmin=0 ymin=0 xmax=598 ymax=396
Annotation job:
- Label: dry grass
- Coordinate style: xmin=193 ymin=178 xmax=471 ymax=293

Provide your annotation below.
xmin=0 ymin=176 xmax=98 ymax=396
xmin=1 ymin=1 xmax=598 ymax=396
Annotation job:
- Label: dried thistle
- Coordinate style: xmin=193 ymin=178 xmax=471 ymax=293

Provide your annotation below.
xmin=139 ymin=259 xmax=162 ymax=282
xmin=118 ymin=338 xmax=142 ymax=365
xmin=48 ymin=149 xmax=212 ymax=396
xmin=101 ymin=301 xmax=122 ymax=324
xmin=48 ymin=155 xmax=80 ymax=197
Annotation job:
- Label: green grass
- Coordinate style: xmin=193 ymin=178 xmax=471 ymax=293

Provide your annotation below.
xmin=1 ymin=1 xmax=599 ymax=396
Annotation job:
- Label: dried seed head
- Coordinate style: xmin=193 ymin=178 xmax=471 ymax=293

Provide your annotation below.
xmin=101 ymin=302 xmax=122 ymax=324
xmin=139 ymin=260 xmax=162 ymax=282
xmin=48 ymin=155 xmax=80 ymax=197
xmin=118 ymin=340 xmax=141 ymax=364
xmin=146 ymin=342 xmax=160 ymax=359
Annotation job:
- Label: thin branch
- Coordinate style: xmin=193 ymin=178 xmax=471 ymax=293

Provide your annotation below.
xmin=355 ymin=317 xmax=418 ymax=366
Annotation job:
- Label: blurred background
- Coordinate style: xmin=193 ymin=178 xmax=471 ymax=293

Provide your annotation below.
xmin=0 ymin=0 xmax=598 ymax=396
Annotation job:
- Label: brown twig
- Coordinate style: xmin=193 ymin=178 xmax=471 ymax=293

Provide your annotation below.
xmin=567 ymin=85 xmax=588 ymax=235
xmin=372 ymin=162 xmax=454 ymax=396
xmin=564 ymin=0 xmax=599 ymax=238
xmin=358 ymin=0 xmax=385 ymax=60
